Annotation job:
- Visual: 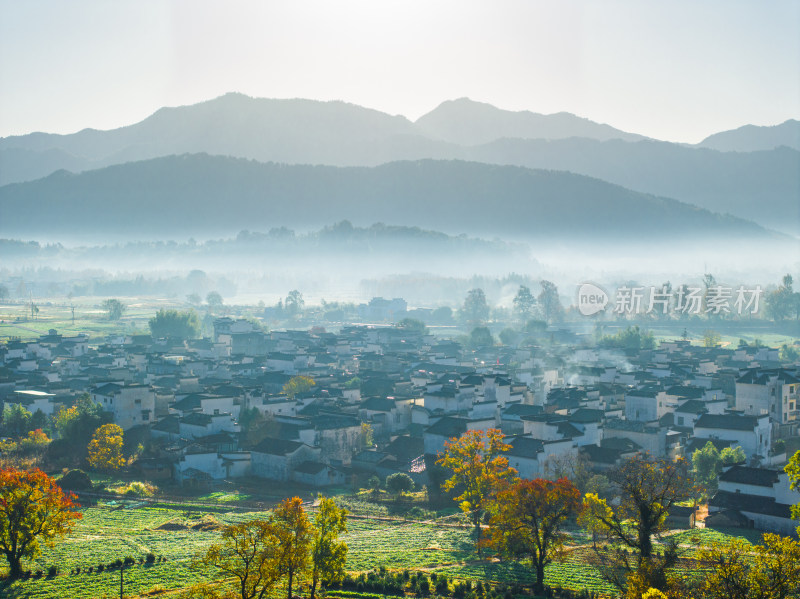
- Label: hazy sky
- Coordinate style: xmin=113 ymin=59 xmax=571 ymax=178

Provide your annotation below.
xmin=1 ymin=0 xmax=798 ymax=142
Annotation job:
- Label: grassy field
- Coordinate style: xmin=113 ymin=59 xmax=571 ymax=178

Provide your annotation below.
xmin=0 ymin=496 xmax=769 ymax=599
xmin=0 ymin=298 xmax=175 ymax=341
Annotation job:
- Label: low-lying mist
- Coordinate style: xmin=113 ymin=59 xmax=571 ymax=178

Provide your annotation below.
xmin=1 ymin=223 xmax=796 ymax=309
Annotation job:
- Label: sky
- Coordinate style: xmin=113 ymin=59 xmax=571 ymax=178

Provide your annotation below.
xmin=1 ymin=0 xmax=798 ymax=143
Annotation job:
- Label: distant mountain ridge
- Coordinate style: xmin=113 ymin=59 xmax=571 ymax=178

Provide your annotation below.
xmin=0 ymin=94 xmax=797 ymax=235
xmin=414 ymin=97 xmax=648 ymax=145
xmin=0 ymin=154 xmax=777 ymax=242
xmin=699 ymin=119 xmax=800 ymax=152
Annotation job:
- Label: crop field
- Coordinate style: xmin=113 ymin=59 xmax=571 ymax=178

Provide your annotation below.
xmin=0 ymin=298 xmax=174 ymax=342
xmin=0 ymin=497 xmax=762 ymax=599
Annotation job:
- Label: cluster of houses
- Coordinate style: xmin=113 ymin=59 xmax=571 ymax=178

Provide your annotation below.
xmin=1 ymin=319 xmax=798 ymax=534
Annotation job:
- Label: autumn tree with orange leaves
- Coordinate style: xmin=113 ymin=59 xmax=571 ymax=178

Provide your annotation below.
xmin=485 ymin=478 xmax=581 ymax=592
xmin=436 ymin=429 xmax=517 ymax=537
xmin=0 ymin=467 xmax=82 ymax=578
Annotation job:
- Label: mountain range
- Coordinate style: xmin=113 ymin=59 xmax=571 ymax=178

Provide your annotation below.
xmin=0 ymin=154 xmax=779 ymax=243
xmin=0 ymin=93 xmax=797 ymax=236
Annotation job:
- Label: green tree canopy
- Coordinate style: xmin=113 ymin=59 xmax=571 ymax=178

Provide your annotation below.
xmin=513 ymin=285 xmax=536 ymax=321
xmin=469 ymin=326 xmax=495 ymax=348
xmin=148 ymin=309 xmax=201 ymax=339
xmin=385 ymin=472 xmax=414 ymax=496
xmin=461 ymin=288 xmax=490 ymax=325
xmin=396 ymin=318 xmax=427 ymax=335
xmin=538 ymin=280 xmax=564 ymax=323
xmin=101 ymin=298 xmax=124 ymax=321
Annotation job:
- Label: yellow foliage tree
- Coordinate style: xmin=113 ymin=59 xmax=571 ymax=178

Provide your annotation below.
xmin=87 ymin=423 xmax=125 ymax=471
xmin=282 ymin=376 xmax=315 ymax=399
xmin=436 ymin=429 xmax=517 ymax=534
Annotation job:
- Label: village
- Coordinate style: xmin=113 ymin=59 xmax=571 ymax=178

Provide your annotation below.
xmin=2 ymin=304 xmax=798 ymax=539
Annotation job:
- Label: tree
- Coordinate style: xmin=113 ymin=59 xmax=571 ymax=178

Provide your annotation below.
xmin=18 ymin=428 xmax=50 ymax=456
xmin=197 ymin=519 xmax=282 ymax=599
xmin=462 ymin=288 xmax=490 ymax=326
xmin=360 ymin=422 xmax=374 ymax=447
xmin=284 ymin=290 xmax=304 ymax=319
xmin=766 ymin=274 xmax=799 ymax=322
xmin=101 ymin=298 xmax=125 ymax=321
xmin=396 ymin=318 xmax=427 ymax=335
xmin=468 ymin=326 xmax=494 ymax=348
xmin=485 ymin=478 xmax=581 ymax=592
xmin=271 ymin=497 xmax=313 ymax=599
xmin=720 ymin=446 xmax=745 ymax=466
xmin=580 ymin=455 xmax=692 ymax=594
xmin=0 ymin=284 xmax=8 ymax=301
xmin=282 ymin=375 xmax=315 ymax=399
xmin=692 ymin=441 xmax=721 ymax=492
xmin=513 ymin=285 xmax=536 ymax=322
xmin=186 ymin=292 xmax=201 ymax=306
xmin=695 ymin=533 xmax=800 ymax=599
xmin=310 ymin=497 xmax=348 ymax=599
xmin=149 ymin=308 xmax=201 ymax=339
xmin=538 ymin=280 xmax=564 ymax=323
xmin=779 ymin=344 xmax=799 ymax=362
xmin=385 ymin=472 xmax=414 ymax=496
xmin=499 ymin=327 xmax=520 ymax=346
xmin=367 ymin=475 xmax=381 ymax=497
xmin=703 ymin=329 xmax=721 ymax=348
xmin=786 ymin=449 xmax=800 ymax=523
xmin=206 ymin=291 xmax=224 ymax=310
xmin=437 ymin=429 xmax=518 ymax=533
xmin=87 ymin=423 xmax=125 ymax=471
xmin=599 ymin=326 xmax=656 ymax=351
xmin=51 ymin=393 xmax=111 ymax=464
xmin=0 ymin=467 xmax=82 ymax=578
xmin=1 ymin=403 xmax=31 ymax=437
xmin=545 ymin=451 xmax=594 ymax=494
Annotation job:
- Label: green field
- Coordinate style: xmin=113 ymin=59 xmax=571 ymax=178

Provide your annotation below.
xmin=0 ymin=497 xmax=764 ymax=599
xmin=0 ymin=299 xmax=173 ymax=341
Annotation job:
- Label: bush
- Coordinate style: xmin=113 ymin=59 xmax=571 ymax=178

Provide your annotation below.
xmin=58 ymin=469 xmax=93 ymax=490
xmin=124 ymin=556 xmax=135 ymax=566
xmin=386 ymin=472 xmax=415 ymax=495
xmin=146 ymin=552 xmax=156 ymax=563
xmin=97 ymin=564 xmax=105 ymax=572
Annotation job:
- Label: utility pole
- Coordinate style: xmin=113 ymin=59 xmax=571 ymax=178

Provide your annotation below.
xmin=120 ymin=561 xmax=124 ymax=599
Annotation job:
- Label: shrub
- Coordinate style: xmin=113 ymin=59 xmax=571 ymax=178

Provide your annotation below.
xmin=58 ymin=469 xmax=93 ymax=490
xmin=124 ymin=556 xmax=135 ymax=565
xmin=97 ymin=564 xmax=105 ymax=572
xmin=146 ymin=552 xmax=156 ymax=563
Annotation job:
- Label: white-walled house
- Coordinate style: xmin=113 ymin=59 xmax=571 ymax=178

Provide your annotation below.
xmin=708 ymin=465 xmax=798 ymax=536
xmin=693 ymin=413 xmax=770 ymax=460
xmin=92 ymin=383 xmax=155 ymax=430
